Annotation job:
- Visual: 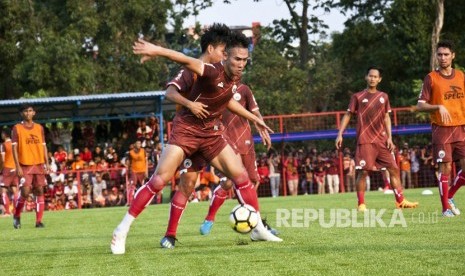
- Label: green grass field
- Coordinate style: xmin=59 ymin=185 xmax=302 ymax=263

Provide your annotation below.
xmin=1 ymin=189 xmax=464 ymax=276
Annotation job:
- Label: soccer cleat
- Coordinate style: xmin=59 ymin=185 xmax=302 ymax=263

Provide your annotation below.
xmin=199 ymin=220 xmax=214 ymax=235
xmin=395 ymin=199 xmax=419 ymax=209
xmin=261 ymin=218 xmax=280 ymax=236
xmin=35 ymin=222 xmax=45 ymax=228
xmin=13 ymin=216 xmax=21 ymax=229
xmin=250 ymin=227 xmax=283 ymax=242
xmin=357 ymin=203 xmax=367 ymax=212
xmin=442 ymin=209 xmax=455 ymax=217
xmin=160 ymin=236 xmax=176 ymax=249
xmin=448 ymin=198 xmax=461 ymax=215
xmin=111 ymin=228 xmax=127 ymax=255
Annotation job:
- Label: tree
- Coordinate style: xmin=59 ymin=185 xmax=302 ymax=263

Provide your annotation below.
xmin=430 ymin=0 xmax=444 ymax=70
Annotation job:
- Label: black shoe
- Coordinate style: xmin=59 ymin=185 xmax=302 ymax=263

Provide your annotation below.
xmin=160 ymin=236 xmax=177 ymax=249
xmin=13 ymin=216 xmax=21 ymax=229
xmin=35 ymin=222 xmax=45 ymax=228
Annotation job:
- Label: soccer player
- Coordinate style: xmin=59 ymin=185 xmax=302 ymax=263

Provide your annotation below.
xmin=159 ymin=25 xmax=278 ymax=248
xmin=111 ymin=31 xmax=279 ymax=255
xmin=335 ymin=66 xmax=418 ymax=211
xmin=127 ymin=140 xmax=148 ymax=205
xmin=1 ymin=127 xmax=19 ymax=216
xmin=162 ymin=83 xmax=274 ymax=247
xmin=11 ymin=104 xmax=50 ymax=228
xmin=416 ymin=40 xmax=465 ymax=217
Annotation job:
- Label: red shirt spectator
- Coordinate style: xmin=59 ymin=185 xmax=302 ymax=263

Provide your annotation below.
xmin=80 ymin=146 xmax=93 ymax=163
xmin=54 ymin=146 xmax=68 ymax=164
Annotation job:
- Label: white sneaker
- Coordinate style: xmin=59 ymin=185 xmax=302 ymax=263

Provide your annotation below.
xmin=448 ymin=198 xmax=461 ymax=215
xmin=111 ymin=228 xmax=127 ymax=254
xmin=250 ymin=227 xmax=283 ymax=242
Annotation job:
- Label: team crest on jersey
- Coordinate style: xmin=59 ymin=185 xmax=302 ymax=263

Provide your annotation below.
xmin=438 ymin=150 xmax=446 ymax=159
xmin=233 ymin=93 xmax=241 ymax=101
xmin=379 ymin=97 xmax=385 ymax=104
xmin=232 ymin=84 xmax=237 ymax=93
xmin=362 ymin=98 xmax=368 ymax=103
xmin=359 ymin=160 xmax=366 ymax=167
xmin=217 ymin=82 xmax=224 ymax=88
xmin=245 ymin=140 xmax=251 ymax=145
xmin=183 ymin=159 xmax=192 ymax=169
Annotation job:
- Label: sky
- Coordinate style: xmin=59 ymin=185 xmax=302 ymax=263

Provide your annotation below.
xmin=182 ymin=0 xmax=347 ymax=34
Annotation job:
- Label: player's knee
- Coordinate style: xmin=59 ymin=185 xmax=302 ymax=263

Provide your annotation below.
xmin=231 ymin=170 xmax=249 ymax=186
xmin=147 ymin=174 xmax=166 ymax=192
xmin=220 ymin=179 xmax=233 ymax=190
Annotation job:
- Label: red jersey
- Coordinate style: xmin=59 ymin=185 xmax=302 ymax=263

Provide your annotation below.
xmin=222 ymin=84 xmax=258 ymax=155
xmin=348 ymin=90 xmax=391 ymax=145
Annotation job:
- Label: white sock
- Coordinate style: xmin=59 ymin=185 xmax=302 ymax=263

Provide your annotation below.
xmin=117 ymin=213 xmax=135 ymax=233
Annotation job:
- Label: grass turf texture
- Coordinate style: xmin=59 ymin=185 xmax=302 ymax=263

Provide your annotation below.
xmin=1 ymin=189 xmax=464 ymax=275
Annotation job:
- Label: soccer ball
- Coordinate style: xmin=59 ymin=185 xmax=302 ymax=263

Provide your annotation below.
xmin=229 ymin=204 xmax=259 ymax=234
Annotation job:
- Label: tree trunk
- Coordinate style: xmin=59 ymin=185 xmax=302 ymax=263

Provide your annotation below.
xmin=430 ymin=0 xmax=444 ymax=71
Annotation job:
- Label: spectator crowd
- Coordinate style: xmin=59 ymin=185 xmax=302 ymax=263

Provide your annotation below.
xmin=0 ymin=114 xmax=440 ymax=214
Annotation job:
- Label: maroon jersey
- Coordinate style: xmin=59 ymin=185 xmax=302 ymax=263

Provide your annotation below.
xmin=167 ymin=62 xmax=239 ymax=127
xmin=348 ymin=90 xmax=391 ymax=145
xmin=167 ymin=62 xmax=239 ymax=161
xmin=222 ymin=84 xmax=258 ymax=155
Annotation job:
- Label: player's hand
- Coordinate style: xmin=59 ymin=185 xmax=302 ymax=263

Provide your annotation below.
xmin=16 ymin=166 xmax=24 ymax=178
xmin=187 ymin=101 xmax=209 ymax=119
xmin=438 ymin=105 xmax=451 ymax=124
xmin=133 ymin=38 xmax=161 ymax=63
xmin=254 ymin=121 xmax=273 ymax=151
xmin=386 ymin=138 xmax=395 ymax=152
xmin=335 ymin=135 xmax=343 ymax=150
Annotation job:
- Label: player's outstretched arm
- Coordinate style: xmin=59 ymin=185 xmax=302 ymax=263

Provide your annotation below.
xmin=133 ymin=38 xmax=204 ymax=76
xmin=335 ymin=112 xmax=352 ymax=150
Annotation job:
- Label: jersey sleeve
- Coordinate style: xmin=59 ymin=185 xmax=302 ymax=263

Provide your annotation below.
xmin=348 ymin=94 xmax=358 ymax=113
xmin=243 ymin=85 xmax=259 ymax=112
xmin=418 ymin=75 xmax=432 ymax=103
xmin=384 ymin=93 xmax=392 ymax=113
xmin=11 ymin=125 xmax=18 ymax=144
xmin=166 ymin=69 xmax=195 ymax=93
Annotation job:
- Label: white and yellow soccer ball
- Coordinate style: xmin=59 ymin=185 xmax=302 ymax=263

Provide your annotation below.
xmin=229 ymin=204 xmax=259 ymax=234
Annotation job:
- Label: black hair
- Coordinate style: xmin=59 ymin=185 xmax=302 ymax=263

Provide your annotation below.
xmin=19 ymin=103 xmax=34 ymax=112
xmin=1 ymin=127 xmax=11 ymax=137
xmin=366 ymin=65 xmax=383 ymax=77
xmin=437 ymin=40 xmax=455 ymax=53
xmin=200 ymin=23 xmax=231 ymax=53
xmin=226 ymin=31 xmax=250 ymax=53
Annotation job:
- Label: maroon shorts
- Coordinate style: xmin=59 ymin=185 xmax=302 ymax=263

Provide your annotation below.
xmin=180 ymin=153 xmax=208 ymax=173
xmin=20 ymin=165 xmax=47 ymax=188
xmin=169 ymin=116 xmax=229 ymax=163
xmin=1 ymin=167 xmax=19 ymax=187
xmin=432 ymin=141 xmax=465 ymax=163
xmin=355 ymin=143 xmax=398 ymax=171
